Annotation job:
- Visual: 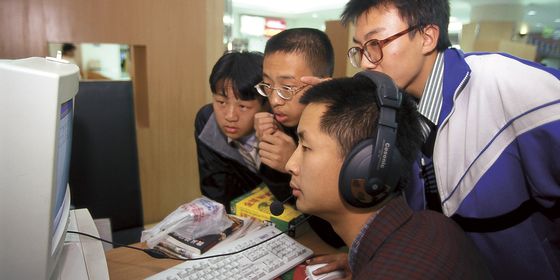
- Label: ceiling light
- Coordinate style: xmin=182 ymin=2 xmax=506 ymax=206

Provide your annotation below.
xmin=528 ymin=10 xmax=536 ymax=16
xmin=519 ymin=24 xmax=529 ymax=35
xmin=223 ymin=15 xmax=234 ymax=25
xmin=555 ymin=18 xmax=560 ymax=23
xmin=448 ymin=21 xmax=463 ymax=33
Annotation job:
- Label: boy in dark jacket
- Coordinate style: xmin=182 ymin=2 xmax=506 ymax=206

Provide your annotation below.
xmin=195 ymin=51 xmax=290 ymax=209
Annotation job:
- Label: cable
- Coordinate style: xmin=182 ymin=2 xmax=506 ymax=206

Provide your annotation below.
xmin=66 ymin=230 xmax=177 ymax=260
xmin=67 ymin=215 xmax=310 ymax=261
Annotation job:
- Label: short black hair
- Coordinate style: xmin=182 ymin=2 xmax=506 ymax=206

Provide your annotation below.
xmin=209 ymin=51 xmax=265 ymax=104
xmin=300 ymin=75 xmax=422 ymax=175
xmin=264 ymin=28 xmax=334 ymax=77
xmin=341 ymin=0 xmax=451 ymax=51
xmin=62 ymin=43 xmax=76 ymax=54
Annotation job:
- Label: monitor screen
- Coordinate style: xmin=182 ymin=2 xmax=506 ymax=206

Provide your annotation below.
xmin=52 ymin=99 xmax=73 ymax=254
xmin=0 ymin=56 xmax=79 ymax=279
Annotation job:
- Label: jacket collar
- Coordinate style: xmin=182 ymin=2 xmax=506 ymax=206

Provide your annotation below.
xmin=352 ymin=196 xmax=413 ymax=274
xmin=440 ymin=48 xmax=471 ymax=125
xmin=198 ymin=112 xmax=246 ymax=165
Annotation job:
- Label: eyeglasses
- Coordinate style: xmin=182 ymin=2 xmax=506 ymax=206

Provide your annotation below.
xmin=348 ymin=26 xmax=418 ymax=68
xmin=254 ymin=82 xmax=309 ymax=101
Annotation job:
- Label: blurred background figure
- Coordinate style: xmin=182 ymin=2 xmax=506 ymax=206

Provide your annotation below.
xmin=61 ymin=43 xmax=83 ymax=78
xmin=61 ymin=43 xmax=77 ymax=64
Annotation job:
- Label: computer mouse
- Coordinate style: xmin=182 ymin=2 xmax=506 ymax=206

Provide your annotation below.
xmin=305 ymin=263 xmax=345 ymax=280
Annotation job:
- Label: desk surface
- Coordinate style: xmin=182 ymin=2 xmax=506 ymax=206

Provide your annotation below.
xmin=106 ymin=228 xmax=341 ymax=279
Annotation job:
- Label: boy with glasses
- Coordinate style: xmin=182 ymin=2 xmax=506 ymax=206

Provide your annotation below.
xmin=254 ymin=28 xmax=345 ymax=248
xmin=313 ymin=0 xmax=560 ymax=278
xmin=253 ymin=28 xmax=334 ymax=174
xmin=195 ymin=51 xmax=291 ymax=210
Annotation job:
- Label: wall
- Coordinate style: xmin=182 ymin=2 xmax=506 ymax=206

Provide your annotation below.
xmin=0 ymin=0 xmax=224 ymax=224
xmin=461 ymin=21 xmax=516 ymax=53
xmin=460 ymin=21 xmax=538 ymax=61
xmin=498 ymin=40 xmax=537 ymax=61
xmin=325 ymin=20 xmax=359 ymax=78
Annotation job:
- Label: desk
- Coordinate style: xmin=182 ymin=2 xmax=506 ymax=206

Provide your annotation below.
xmin=106 ymin=228 xmax=341 ymax=279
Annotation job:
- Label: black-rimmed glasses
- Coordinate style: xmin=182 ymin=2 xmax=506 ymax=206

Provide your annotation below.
xmin=348 ymin=26 xmax=418 ymax=68
xmin=254 ymin=82 xmax=309 ymax=101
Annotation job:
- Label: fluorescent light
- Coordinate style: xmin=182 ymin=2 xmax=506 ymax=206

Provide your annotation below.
xmin=240 ymin=15 xmax=265 ymax=36
xmin=528 ymin=10 xmax=536 ymax=16
xmin=448 ymin=21 xmax=463 ymax=33
xmin=223 ymin=15 xmax=234 ymax=25
xmin=519 ymin=24 xmax=529 ymax=35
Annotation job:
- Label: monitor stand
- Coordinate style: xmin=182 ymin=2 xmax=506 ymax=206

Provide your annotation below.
xmin=53 ymin=209 xmax=110 ymax=280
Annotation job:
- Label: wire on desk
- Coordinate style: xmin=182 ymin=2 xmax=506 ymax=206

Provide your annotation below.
xmin=67 ymin=215 xmax=310 ymax=262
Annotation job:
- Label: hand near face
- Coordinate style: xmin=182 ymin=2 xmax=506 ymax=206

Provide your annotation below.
xmin=300 ymin=76 xmax=332 ymax=87
xmin=306 ymin=253 xmax=351 ymax=280
xmin=258 ymin=130 xmax=296 ymax=173
xmin=254 ymin=112 xmax=279 ymax=140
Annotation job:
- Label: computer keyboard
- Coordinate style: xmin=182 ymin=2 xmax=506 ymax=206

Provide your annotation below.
xmin=146 ymin=225 xmax=313 ymax=280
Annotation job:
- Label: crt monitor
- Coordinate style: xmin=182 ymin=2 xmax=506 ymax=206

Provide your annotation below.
xmin=0 ymin=56 xmax=79 ymax=279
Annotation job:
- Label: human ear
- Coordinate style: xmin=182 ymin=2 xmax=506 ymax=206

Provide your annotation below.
xmin=420 ymin=24 xmax=439 ymax=55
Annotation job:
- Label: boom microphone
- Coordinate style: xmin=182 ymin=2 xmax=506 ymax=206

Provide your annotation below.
xmin=270 ymin=195 xmax=294 ymax=216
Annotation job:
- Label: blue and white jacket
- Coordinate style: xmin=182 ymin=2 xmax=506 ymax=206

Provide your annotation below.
xmin=409 ymin=48 xmax=560 ymax=279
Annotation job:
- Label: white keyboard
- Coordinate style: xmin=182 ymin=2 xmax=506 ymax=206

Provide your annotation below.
xmin=146 ymin=226 xmax=313 ymax=280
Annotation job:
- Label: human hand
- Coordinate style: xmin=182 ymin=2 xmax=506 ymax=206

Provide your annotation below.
xmin=300 ymin=76 xmax=332 ymax=86
xmin=258 ymin=130 xmax=296 ymax=173
xmin=254 ymin=112 xmax=278 ymax=140
xmin=306 ymin=253 xmax=351 ymax=280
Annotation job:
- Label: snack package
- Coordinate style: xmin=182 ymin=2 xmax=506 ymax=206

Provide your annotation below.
xmin=141 ymin=197 xmax=233 ymax=248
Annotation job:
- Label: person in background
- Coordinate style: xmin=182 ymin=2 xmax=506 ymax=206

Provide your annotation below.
xmin=194 ymin=51 xmax=290 ymax=209
xmin=61 ymin=43 xmax=83 ymax=78
xmin=254 ymin=28 xmax=344 ymax=248
xmin=288 ymin=74 xmax=490 ymax=279
xmin=61 ymin=43 xmax=77 ymax=62
xmin=319 ymin=0 xmax=559 ymax=278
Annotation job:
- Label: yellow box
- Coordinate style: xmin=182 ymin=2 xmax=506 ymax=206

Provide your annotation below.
xmin=231 ymin=185 xmax=308 ymax=237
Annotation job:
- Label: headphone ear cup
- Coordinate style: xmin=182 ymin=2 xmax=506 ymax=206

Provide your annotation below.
xmin=339 ymin=138 xmax=389 ymax=208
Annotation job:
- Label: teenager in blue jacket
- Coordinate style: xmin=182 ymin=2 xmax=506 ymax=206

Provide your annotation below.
xmin=307 ymin=0 xmax=560 ymax=279
xmin=341 ymin=0 xmax=560 ymax=278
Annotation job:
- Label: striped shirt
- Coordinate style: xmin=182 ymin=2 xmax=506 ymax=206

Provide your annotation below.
xmin=228 ymin=134 xmax=260 ymax=172
xmin=417 ymin=52 xmax=444 ymax=140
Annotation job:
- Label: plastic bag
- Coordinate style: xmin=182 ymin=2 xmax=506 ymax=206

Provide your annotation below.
xmin=141 ymin=197 xmax=233 ymax=248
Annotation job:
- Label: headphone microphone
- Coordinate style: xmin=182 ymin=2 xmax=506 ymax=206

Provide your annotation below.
xmin=270 ymin=195 xmax=294 ymax=216
xmin=338 ymin=71 xmax=404 ymax=209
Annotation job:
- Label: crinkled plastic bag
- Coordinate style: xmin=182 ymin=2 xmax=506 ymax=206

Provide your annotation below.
xmin=141 ymin=197 xmax=233 ymax=248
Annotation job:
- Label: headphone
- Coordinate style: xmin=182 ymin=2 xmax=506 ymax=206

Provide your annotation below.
xmin=338 ymin=71 xmax=404 ymax=208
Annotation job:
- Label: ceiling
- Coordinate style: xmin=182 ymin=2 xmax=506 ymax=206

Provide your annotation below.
xmin=232 ymin=0 xmax=560 ymax=35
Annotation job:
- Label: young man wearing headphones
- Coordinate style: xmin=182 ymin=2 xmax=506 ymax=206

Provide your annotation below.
xmin=287 ymin=72 xmax=490 ymax=279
